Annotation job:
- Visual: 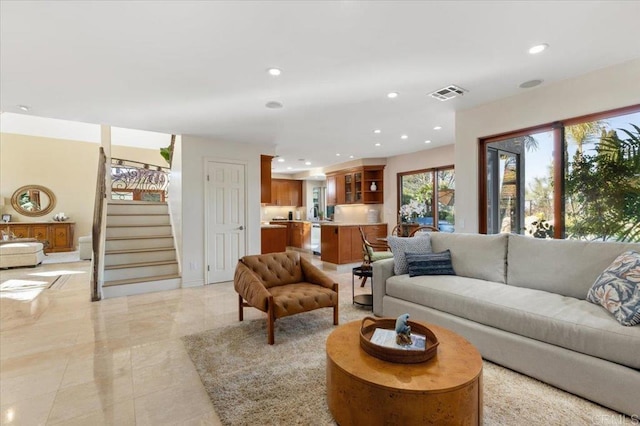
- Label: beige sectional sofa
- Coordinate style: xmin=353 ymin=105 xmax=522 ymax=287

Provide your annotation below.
xmin=373 ymin=233 xmax=640 ymax=416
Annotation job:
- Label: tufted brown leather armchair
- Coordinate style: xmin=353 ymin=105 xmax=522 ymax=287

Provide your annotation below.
xmin=234 ymin=251 xmax=339 ymax=344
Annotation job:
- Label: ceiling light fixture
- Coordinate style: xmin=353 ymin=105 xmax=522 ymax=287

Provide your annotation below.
xmin=373 ymin=129 xmax=381 ymax=134
xmin=424 ymin=140 xmax=432 ymax=144
xmin=267 ymin=68 xmax=282 ymax=76
xmin=305 ymin=161 xmax=311 ymax=166
xmin=387 ymin=92 xmax=398 ymax=99
xmin=375 ymin=143 xmax=381 ymax=147
xmin=265 ymin=101 xmax=283 ymax=109
xmin=336 ymin=153 xmax=341 ymax=157
xmin=528 ymin=43 xmax=548 ymax=55
xmin=519 ymin=79 xmax=543 ymax=89
xmin=277 ymin=158 xmax=285 ymax=162
xmin=433 ymin=126 xmax=442 ymax=130
xmin=17 ymin=105 xmax=30 ymax=112
xmin=349 ymin=155 xmax=354 ymax=159
xmin=287 ymin=167 xmax=292 ymax=170
xmin=401 ymin=135 xmax=408 ymax=140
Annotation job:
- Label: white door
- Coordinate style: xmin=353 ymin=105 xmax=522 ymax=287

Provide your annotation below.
xmin=206 ymin=160 xmax=246 ymax=283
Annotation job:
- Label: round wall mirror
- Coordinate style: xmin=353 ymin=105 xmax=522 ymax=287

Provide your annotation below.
xmin=11 ymin=185 xmax=56 ymax=217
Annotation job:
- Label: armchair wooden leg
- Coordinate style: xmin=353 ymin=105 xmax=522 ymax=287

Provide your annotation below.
xmin=333 ymin=283 xmax=339 ymax=325
xmin=238 ymin=294 xmax=244 ymax=322
xmin=267 ymin=295 xmax=275 ymax=345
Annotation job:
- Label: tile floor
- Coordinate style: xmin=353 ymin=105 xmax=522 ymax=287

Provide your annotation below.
xmin=0 ymin=254 xmax=367 ymax=425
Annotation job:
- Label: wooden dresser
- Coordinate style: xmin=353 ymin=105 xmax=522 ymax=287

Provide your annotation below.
xmin=0 ymin=222 xmax=75 ymax=253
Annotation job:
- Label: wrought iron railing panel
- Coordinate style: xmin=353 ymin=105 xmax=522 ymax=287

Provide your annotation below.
xmin=110 ymin=158 xmax=170 ymax=201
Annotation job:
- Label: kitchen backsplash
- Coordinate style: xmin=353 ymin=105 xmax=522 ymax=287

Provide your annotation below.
xmin=261 ymin=204 xmax=384 ymax=223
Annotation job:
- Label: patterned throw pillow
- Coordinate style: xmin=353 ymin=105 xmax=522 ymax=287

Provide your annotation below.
xmin=586 ymin=251 xmax=640 ymax=326
xmin=387 ymin=235 xmax=432 ymax=275
xmin=406 ymin=250 xmax=456 ymax=277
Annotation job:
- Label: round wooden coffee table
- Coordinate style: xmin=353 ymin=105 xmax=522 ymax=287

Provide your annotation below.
xmin=326 ymin=320 xmax=483 ymax=425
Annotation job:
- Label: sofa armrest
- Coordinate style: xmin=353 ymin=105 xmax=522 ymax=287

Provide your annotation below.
xmin=300 ymin=257 xmax=336 ymax=290
xmin=373 ymin=258 xmax=395 ymax=316
xmin=234 ymin=261 xmax=271 ymax=312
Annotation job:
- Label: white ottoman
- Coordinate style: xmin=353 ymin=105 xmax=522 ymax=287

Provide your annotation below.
xmin=79 ymin=236 xmax=92 ymax=260
xmin=0 ymin=242 xmax=45 ymax=268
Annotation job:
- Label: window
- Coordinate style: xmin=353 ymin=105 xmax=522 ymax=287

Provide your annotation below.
xmin=480 ymin=105 xmax=640 ymax=242
xmin=398 ymin=166 xmax=455 ymax=234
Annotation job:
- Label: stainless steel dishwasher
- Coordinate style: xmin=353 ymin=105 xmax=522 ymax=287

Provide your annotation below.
xmin=311 ymin=223 xmax=321 ymax=255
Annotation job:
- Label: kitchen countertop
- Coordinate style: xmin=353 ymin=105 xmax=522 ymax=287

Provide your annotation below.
xmin=261 ymin=224 xmax=287 ymax=229
xmin=320 ymin=222 xmax=387 ymax=227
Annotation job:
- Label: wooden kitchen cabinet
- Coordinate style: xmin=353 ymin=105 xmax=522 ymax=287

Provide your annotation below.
xmin=260 ymin=155 xmax=273 ymax=204
xmin=261 ymin=226 xmax=287 ymax=254
xmin=290 ymin=221 xmax=311 ymax=249
xmin=326 ymin=175 xmax=337 ymax=206
xmin=326 ymin=165 xmax=384 ymax=205
xmin=271 ymin=179 xmax=302 ymax=206
xmin=0 ymin=222 xmax=75 ymax=253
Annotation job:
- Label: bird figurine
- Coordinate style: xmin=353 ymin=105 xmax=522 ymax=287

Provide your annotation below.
xmin=395 ymin=313 xmax=412 ymax=346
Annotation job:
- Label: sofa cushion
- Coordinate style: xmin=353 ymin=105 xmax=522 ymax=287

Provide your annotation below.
xmin=507 ymin=234 xmax=640 ymax=299
xmin=385 ymin=274 xmax=640 ymax=369
xmin=587 ymin=251 xmax=640 ymax=326
xmin=429 ymin=233 xmax=508 ymax=283
xmin=406 ymin=250 xmax=455 ymax=277
xmin=387 ymin=235 xmax=432 ymax=275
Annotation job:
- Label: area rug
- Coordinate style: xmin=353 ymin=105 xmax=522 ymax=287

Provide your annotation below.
xmin=182 ymin=304 xmax=629 ymax=426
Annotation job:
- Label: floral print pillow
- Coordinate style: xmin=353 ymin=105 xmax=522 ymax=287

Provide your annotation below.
xmin=587 ymin=251 xmax=640 ymax=326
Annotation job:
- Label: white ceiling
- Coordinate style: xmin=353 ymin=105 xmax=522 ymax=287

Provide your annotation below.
xmin=2 ymin=1 xmax=640 ymax=174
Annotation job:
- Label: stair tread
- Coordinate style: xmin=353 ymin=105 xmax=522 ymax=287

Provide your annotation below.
xmin=106 ymin=224 xmax=171 ymax=228
xmin=106 ymin=235 xmax=173 ymax=240
xmin=105 ymin=247 xmax=176 ymax=255
xmin=107 ymin=213 xmax=169 ymax=216
xmin=103 ymin=273 xmax=180 ymax=287
xmin=108 ymin=200 xmax=167 ymax=205
xmin=104 ymin=260 xmax=178 ymax=270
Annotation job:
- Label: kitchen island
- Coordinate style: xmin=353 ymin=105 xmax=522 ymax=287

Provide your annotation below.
xmin=320 ymin=223 xmax=387 ymax=265
xmin=260 ymin=224 xmax=287 ymax=254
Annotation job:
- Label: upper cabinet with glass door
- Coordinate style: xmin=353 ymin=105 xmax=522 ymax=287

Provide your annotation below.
xmin=327 ymin=166 xmax=384 ymax=205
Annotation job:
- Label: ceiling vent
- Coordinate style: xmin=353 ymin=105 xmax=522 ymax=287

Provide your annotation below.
xmin=429 ymin=85 xmax=468 ymax=101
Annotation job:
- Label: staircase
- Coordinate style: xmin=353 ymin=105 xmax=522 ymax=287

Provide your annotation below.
xmin=102 ymin=200 xmax=180 ymax=298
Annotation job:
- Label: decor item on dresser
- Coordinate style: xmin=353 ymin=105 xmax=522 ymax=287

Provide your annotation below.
xmin=52 ymin=212 xmax=69 ymax=222
xmin=373 ymin=232 xmax=640 ymax=416
xmin=10 ymin=185 xmax=56 ymax=217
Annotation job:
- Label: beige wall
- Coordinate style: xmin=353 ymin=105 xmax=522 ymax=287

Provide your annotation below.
xmin=382 ymin=144 xmax=455 ymax=226
xmin=455 ymin=58 xmax=640 ymax=233
xmin=111 ymin=144 xmax=166 ymax=168
xmin=0 ymin=133 xmax=99 ymax=248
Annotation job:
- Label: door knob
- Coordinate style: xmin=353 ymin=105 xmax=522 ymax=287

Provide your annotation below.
xmin=238 ymin=225 xmax=244 ymax=230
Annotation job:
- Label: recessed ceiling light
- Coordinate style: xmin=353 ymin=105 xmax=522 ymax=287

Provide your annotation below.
xmin=287 ymin=167 xmax=292 ymax=170
xmin=17 ymin=105 xmax=30 ymax=112
xmin=336 ymin=153 xmax=341 ymax=157
xmin=433 ymin=126 xmax=442 ymax=130
xmin=373 ymin=129 xmax=381 ymax=134
xmin=528 ymin=43 xmax=548 ymax=55
xmin=277 ymin=158 xmax=285 ymax=163
xmin=387 ymin=92 xmax=398 ymax=99
xmin=375 ymin=143 xmax=381 ymax=147
xmin=267 ymin=68 xmax=282 ymax=76
xmin=349 ymin=155 xmax=354 ymax=159
xmin=424 ymin=140 xmax=432 ymax=144
xmin=519 ymin=79 xmax=544 ymax=89
xmin=401 ymin=135 xmax=408 ymax=140
xmin=305 ymin=161 xmax=311 ymax=166
xmin=265 ymin=101 xmax=283 ymax=109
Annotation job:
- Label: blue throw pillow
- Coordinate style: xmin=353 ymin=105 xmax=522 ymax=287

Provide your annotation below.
xmin=387 ymin=235 xmax=432 ymax=275
xmin=586 ymin=251 xmax=640 ymax=326
xmin=406 ymin=250 xmax=456 ymax=277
